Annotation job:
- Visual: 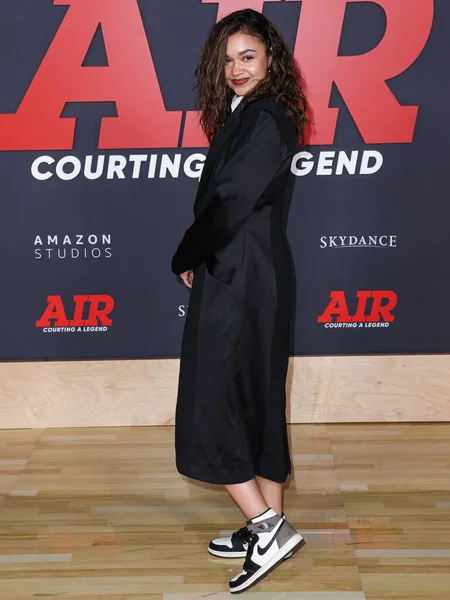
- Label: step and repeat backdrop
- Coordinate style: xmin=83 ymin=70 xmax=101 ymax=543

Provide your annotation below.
xmin=0 ymin=0 xmax=447 ymax=361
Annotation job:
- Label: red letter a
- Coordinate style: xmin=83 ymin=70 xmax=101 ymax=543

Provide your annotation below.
xmin=0 ymin=0 xmax=181 ymax=150
xmin=318 ymin=291 xmax=351 ymax=323
xmin=35 ymin=296 xmax=70 ymax=327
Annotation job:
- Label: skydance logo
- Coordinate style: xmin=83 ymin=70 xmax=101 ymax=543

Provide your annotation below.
xmin=319 ymin=235 xmax=397 ymax=249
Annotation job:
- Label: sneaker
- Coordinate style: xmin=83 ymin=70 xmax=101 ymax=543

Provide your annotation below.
xmin=229 ymin=508 xmax=304 ymax=594
xmin=208 ymin=513 xmax=294 ymax=560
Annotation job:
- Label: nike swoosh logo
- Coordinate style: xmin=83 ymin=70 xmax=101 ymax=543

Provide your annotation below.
xmin=257 ymin=519 xmax=285 ymax=556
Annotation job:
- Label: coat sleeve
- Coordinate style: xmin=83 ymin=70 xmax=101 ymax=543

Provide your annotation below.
xmin=171 ymin=107 xmax=285 ymax=275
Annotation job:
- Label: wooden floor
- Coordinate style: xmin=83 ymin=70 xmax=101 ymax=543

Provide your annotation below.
xmin=1 ymin=424 xmax=450 ymax=599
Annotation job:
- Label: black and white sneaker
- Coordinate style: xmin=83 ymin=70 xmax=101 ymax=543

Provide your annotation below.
xmin=208 ymin=514 xmax=294 ymax=560
xmin=229 ymin=508 xmax=304 ymax=594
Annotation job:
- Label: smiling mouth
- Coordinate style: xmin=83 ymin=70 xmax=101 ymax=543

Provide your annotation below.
xmin=232 ymin=78 xmax=250 ymax=85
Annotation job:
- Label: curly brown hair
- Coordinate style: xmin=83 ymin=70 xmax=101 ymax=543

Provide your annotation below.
xmin=195 ymin=9 xmax=308 ymax=144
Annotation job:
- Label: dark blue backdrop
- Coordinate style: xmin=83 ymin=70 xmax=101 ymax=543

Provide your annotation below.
xmin=0 ymin=0 xmax=448 ymax=360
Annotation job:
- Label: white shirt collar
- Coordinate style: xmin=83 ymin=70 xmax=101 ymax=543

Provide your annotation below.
xmin=231 ymin=94 xmax=244 ymax=113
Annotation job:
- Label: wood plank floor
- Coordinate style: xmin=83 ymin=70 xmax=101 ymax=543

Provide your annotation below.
xmin=1 ymin=424 xmax=450 ymax=599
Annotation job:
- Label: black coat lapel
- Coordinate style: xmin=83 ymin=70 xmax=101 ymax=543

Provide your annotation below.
xmin=194 ymin=108 xmax=242 ymax=215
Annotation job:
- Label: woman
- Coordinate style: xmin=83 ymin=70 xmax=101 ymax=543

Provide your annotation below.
xmin=171 ymin=8 xmax=308 ymax=594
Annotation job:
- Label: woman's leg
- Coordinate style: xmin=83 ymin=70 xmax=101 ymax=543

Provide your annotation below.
xmin=255 ymin=475 xmax=283 ymax=515
xmin=225 ymin=479 xmax=269 ymax=519
xmin=225 ymin=477 xmax=283 ymax=519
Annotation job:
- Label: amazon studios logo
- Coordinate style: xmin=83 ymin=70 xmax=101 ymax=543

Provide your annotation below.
xmin=34 ymin=233 xmax=112 ymax=260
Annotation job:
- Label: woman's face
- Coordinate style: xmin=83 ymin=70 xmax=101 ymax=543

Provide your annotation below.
xmin=225 ymin=32 xmax=271 ymax=97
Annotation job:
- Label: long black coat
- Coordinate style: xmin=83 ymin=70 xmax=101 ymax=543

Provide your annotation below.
xmin=171 ymin=97 xmax=297 ymax=485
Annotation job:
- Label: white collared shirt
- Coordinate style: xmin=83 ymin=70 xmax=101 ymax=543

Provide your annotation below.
xmin=231 ymin=94 xmax=244 ymax=112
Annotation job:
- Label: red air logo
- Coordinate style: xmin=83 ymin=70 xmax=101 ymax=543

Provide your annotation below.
xmin=0 ymin=0 xmax=434 ymax=150
xmin=318 ymin=290 xmax=397 ymax=328
xmin=36 ymin=294 xmax=114 ymax=332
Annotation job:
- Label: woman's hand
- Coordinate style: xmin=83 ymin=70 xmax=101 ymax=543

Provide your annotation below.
xmin=180 ymin=269 xmax=194 ymax=289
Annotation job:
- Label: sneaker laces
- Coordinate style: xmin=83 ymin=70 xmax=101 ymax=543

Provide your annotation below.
xmin=231 ymin=526 xmax=251 ymax=544
xmin=242 ymin=532 xmax=259 ymax=573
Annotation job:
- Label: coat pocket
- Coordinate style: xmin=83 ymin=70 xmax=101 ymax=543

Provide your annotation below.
xmin=205 ymin=255 xmax=236 ymax=287
xmin=199 ymin=257 xmax=241 ymax=376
